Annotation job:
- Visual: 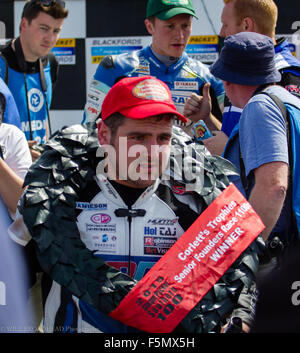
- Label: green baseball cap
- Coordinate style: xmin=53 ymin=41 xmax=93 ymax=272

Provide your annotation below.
xmin=146 ymin=0 xmax=198 ymax=20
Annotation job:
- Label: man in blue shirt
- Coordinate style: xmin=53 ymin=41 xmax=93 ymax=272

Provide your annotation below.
xmin=0 ymin=197 xmax=35 ymax=332
xmin=0 ymin=0 xmax=68 ymax=161
xmin=210 ymin=32 xmax=300 ymax=274
xmin=0 ymin=78 xmax=21 ymax=129
xmin=184 ymin=0 xmax=300 ymax=156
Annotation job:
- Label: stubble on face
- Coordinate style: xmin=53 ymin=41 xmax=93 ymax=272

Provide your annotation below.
xmin=103 ymin=116 xmax=173 ymax=189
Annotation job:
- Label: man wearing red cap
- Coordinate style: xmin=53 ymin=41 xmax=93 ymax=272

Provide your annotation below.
xmin=10 ymin=76 xmax=262 ymax=333
xmin=98 ymin=76 xmax=187 ymax=189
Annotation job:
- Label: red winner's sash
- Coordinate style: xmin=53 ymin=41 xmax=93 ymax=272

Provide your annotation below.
xmin=109 ymin=183 xmax=265 ymax=332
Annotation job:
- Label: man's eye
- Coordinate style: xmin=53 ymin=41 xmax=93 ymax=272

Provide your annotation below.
xmin=159 ymin=135 xmax=171 ymax=143
xmin=130 ymin=135 xmax=145 ymax=141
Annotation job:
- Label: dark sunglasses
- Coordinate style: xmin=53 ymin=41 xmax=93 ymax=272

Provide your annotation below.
xmin=26 ymin=0 xmax=65 ymax=9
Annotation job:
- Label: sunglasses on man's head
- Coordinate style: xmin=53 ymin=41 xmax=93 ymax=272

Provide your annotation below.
xmin=26 ymin=0 xmax=65 ymax=9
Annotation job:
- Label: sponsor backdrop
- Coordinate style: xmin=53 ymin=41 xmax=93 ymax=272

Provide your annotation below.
xmin=0 ymin=0 xmax=297 ymax=132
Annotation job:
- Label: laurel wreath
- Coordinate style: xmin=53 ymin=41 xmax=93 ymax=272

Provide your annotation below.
xmin=19 ymin=122 xmax=264 ymax=332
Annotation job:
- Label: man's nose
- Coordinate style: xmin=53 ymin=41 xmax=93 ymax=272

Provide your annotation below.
xmin=45 ymin=31 xmax=58 ymax=43
xmin=144 ymin=137 xmax=157 ymax=154
xmin=174 ymin=26 xmax=185 ymax=39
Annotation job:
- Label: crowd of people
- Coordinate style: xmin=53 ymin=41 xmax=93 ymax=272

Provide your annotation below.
xmin=1 ymin=0 xmax=300 ymax=334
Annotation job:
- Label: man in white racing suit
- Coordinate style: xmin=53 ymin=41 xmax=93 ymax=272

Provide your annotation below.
xmin=83 ymin=0 xmax=224 ymax=130
xmin=11 ymin=76 xmax=263 ymax=333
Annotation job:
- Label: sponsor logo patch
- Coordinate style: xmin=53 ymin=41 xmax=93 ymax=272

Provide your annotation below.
xmin=147 ymin=218 xmax=178 ymax=226
xmin=76 ymin=202 xmax=108 ymax=211
xmin=174 ymin=81 xmax=199 ymax=91
xmin=28 ymin=88 xmax=44 ymax=113
xmin=86 ymin=224 xmax=116 ymax=232
xmin=133 ymin=79 xmax=170 ymax=101
xmin=91 ymin=213 xmax=111 ymax=224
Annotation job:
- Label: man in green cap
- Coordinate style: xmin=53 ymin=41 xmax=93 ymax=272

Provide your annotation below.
xmin=83 ymin=0 xmax=224 ymax=133
xmin=147 ymin=0 xmax=196 ymax=20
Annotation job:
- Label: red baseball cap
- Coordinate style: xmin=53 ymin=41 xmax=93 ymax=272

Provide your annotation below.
xmin=101 ymin=76 xmax=187 ymax=123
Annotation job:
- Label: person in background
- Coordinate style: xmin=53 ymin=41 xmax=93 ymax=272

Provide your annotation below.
xmin=0 ymin=92 xmax=31 ymax=217
xmin=210 ymin=31 xmax=300 ymax=275
xmin=83 ymin=0 xmax=224 ymax=134
xmin=0 ymin=77 xmax=21 ymax=129
xmin=0 ymin=0 xmax=68 ymax=161
xmin=0 ymin=1 xmax=68 ymax=330
xmin=184 ymin=0 xmax=300 ymax=155
xmin=0 ymin=198 xmax=35 ymax=333
xmin=0 ymin=89 xmax=34 ymax=332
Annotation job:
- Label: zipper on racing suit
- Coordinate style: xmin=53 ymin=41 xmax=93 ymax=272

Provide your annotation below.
xmin=115 ymin=208 xmax=146 ymax=276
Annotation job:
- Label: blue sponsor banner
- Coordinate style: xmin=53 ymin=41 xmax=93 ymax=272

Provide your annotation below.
xmin=52 ymin=47 xmax=75 ymax=56
xmin=91 ymin=46 xmax=142 ymax=56
xmin=52 ymin=39 xmax=76 ymax=65
xmin=185 ymin=44 xmax=219 ymax=54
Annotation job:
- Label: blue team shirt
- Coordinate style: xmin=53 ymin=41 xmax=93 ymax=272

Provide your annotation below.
xmin=224 ymin=85 xmax=298 ymax=239
xmin=0 ymin=77 xmax=21 ymax=128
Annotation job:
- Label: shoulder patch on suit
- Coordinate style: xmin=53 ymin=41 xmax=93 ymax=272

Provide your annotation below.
xmin=100 ymin=55 xmax=115 ymax=69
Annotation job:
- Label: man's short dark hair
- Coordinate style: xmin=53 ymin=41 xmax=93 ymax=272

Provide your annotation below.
xmin=22 ymin=0 xmax=68 ymax=23
xmin=102 ymin=112 xmax=126 ymax=140
xmin=103 ymin=112 xmax=174 ymax=141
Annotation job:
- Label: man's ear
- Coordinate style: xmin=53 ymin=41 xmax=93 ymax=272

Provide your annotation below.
xmin=144 ymin=18 xmax=155 ymax=35
xmin=242 ymin=17 xmax=255 ymax=32
xmin=20 ymin=17 xmax=28 ymax=33
xmin=97 ymin=121 xmax=110 ymax=145
xmin=223 ymin=80 xmax=230 ymax=88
